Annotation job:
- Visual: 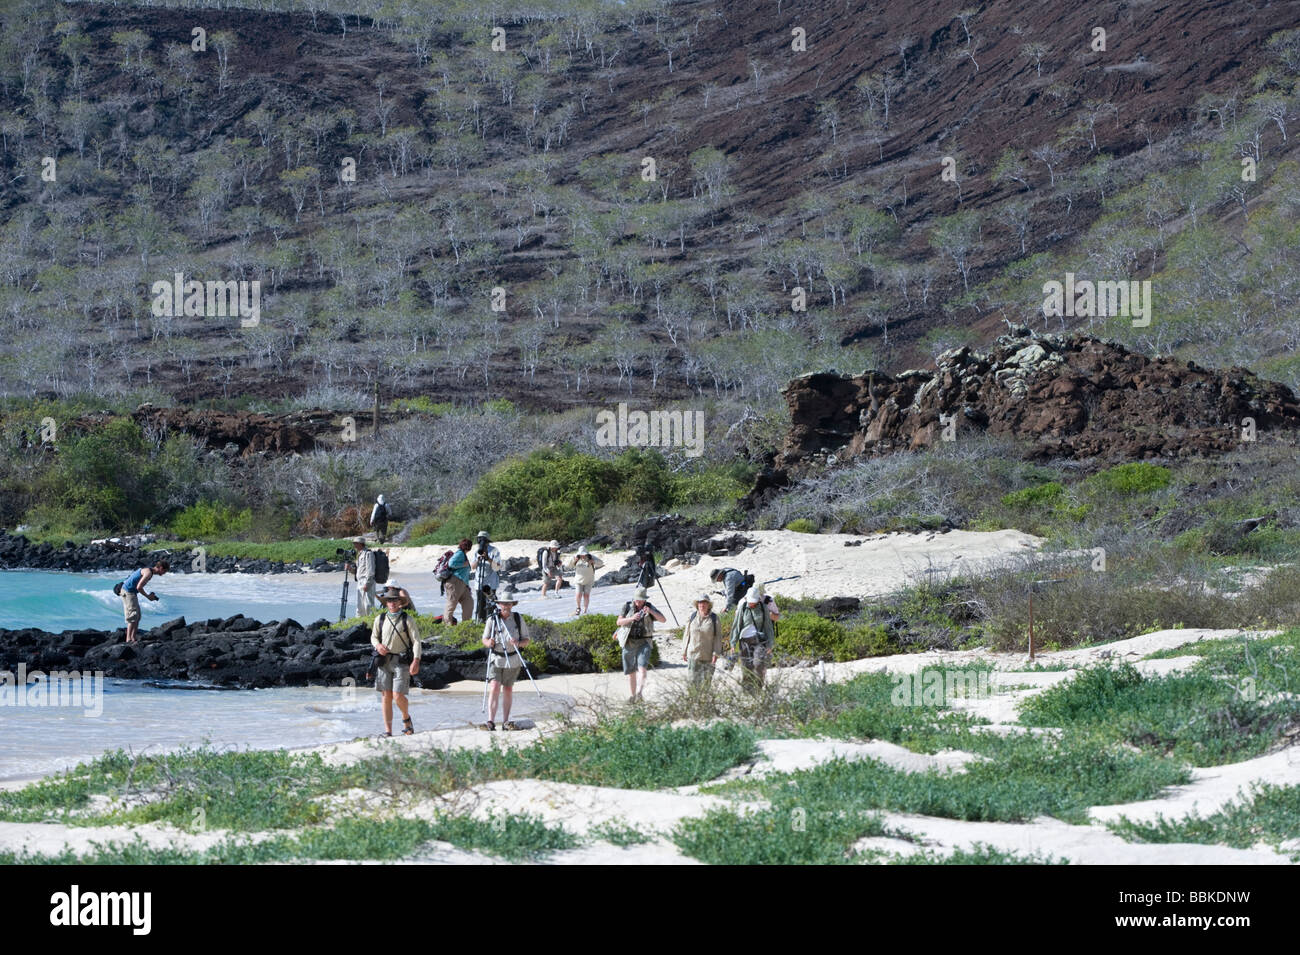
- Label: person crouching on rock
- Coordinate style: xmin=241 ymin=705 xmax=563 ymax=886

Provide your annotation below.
xmin=372 ymin=585 xmax=421 ymax=737
xmin=481 ymin=586 xmax=529 ymax=731
xmin=116 ymin=559 xmax=169 ymax=644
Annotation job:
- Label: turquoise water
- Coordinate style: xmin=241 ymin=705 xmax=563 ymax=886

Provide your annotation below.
xmin=0 ymin=569 xmax=601 ymax=780
xmin=0 ymin=569 xmax=349 ymax=632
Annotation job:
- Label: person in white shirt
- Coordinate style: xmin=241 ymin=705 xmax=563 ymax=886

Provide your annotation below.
xmin=370 ymin=495 xmax=390 ymax=544
xmin=566 ymin=545 xmax=605 ymax=615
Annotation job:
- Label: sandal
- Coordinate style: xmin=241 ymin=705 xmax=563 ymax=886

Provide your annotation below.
xmin=479 ymin=720 xmax=496 ymax=732
xmin=402 ymin=717 xmax=414 ymax=736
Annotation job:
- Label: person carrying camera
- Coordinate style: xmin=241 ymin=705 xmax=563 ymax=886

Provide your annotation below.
xmin=616 ymin=586 xmax=665 ymax=703
xmin=348 ymin=536 xmax=378 ymax=616
xmin=371 ymin=586 xmax=422 ymax=737
xmin=567 ymin=545 xmax=604 ymax=616
xmin=730 ymin=588 xmax=776 ymax=694
xmin=443 ymin=538 xmax=474 ymax=624
xmin=470 ymin=530 xmax=503 ymax=622
xmin=116 ymin=559 xmax=169 ymax=643
xmin=481 ymin=586 xmax=529 ymax=731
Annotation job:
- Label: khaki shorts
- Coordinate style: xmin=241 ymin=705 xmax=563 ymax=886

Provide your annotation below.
xmin=375 ymin=656 xmax=412 ymax=695
xmin=121 ymin=591 xmax=141 ymax=624
xmin=576 ymin=582 xmax=592 ymax=596
xmin=486 ymin=655 xmax=521 ymax=687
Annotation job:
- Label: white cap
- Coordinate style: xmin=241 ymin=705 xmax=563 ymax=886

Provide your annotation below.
xmin=377 ymin=494 xmax=385 ymax=504
xmin=744 ymin=588 xmax=761 ymax=604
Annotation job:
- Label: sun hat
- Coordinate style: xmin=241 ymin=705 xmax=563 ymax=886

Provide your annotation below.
xmin=377 ymin=494 xmax=385 ymax=504
xmin=352 ymin=536 xmax=365 ymax=546
xmin=633 ymin=587 xmax=648 ymax=600
xmin=380 ymin=586 xmax=405 ymax=601
xmin=695 ymin=593 xmax=713 ymax=605
xmin=476 ymin=530 xmax=490 ymax=539
xmin=744 ymin=588 xmax=761 ymax=604
xmin=549 ymin=539 xmax=560 ymax=548
xmin=496 ymin=586 xmax=520 ymax=604
xmin=577 ymin=545 xmax=590 ymax=555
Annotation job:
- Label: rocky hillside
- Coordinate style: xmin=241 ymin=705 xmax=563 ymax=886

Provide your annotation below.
xmin=3 ymin=0 xmax=1300 ymax=408
xmin=776 ymin=329 xmax=1300 ymax=469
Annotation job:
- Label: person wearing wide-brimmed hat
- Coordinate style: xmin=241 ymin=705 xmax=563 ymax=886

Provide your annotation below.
xmin=539 ymin=539 xmax=565 ymax=599
xmin=566 ymin=544 xmax=605 ymax=616
xmin=730 ymin=587 xmax=776 ymax=693
xmin=481 ymin=585 xmax=529 ymax=731
xmin=682 ymin=593 xmax=722 ymax=690
xmin=371 ymin=585 xmax=422 ymax=737
xmin=616 ymin=586 xmax=665 ymax=703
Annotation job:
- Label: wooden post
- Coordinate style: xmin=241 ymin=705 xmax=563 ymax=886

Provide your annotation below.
xmin=1028 ymin=587 xmax=1035 ymax=661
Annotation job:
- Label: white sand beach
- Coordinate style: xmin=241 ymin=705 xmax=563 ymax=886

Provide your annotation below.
xmin=4 ymin=528 xmax=1297 ymax=865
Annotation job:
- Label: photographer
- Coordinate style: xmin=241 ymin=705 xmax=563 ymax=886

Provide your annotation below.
xmin=635 ymin=546 xmax=658 ymax=590
xmin=348 ymin=537 xmax=378 ymax=616
xmin=371 ymin=586 xmax=421 ymax=737
xmin=616 ymin=587 xmax=665 ymax=703
xmin=116 ymin=559 xmax=169 ymax=644
xmin=470 ymin=530 xmax=503 ymax=622
xmin=481 ymin=587 xmax=529 ymax=731
xmin=443 ymin=538 xmax=474 ymax=625
xmin=566 ymin=545 xmax=604 ymax=616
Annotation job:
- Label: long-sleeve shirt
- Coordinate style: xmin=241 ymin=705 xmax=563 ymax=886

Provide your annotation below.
xmin=371 ymin=611 xmax=422 ymax=660
xmin=684 ymin=611 xmax=723 ymax=662
xmin=354 ymin=549 xmax=376 ymax=584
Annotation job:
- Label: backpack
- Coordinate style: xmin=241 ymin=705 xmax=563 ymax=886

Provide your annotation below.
xmin=433 ymin=550 xmax=455 ymax=583
xmin=373 ymin=549 xmax=390 ymax=584
xmin=536 ymin=546 xmax=547 ymax=570
xmin=374 ymin=502 xmax=388 ymax=523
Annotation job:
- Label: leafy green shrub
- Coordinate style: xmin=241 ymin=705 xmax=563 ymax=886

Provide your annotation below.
xmin=1001 ymin=481 xmax=1066 ymax=509
xmin=514 ymin=717 xmax=756 ymax=789
xmin=785 ymin=518 xmax=818 ymax=533
xmin=1086 ymin=462 xmax=1172 ymax=496
xmin=1019 ymin=663 xmax=1300 ymax=765
xmin=171 ymin=500 xmax=252 ymax=539
xmin=775 ymin=612 xmax=893 ymax=662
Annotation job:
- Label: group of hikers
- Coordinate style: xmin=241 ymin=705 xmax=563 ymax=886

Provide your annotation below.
xmin=114 ymin=527 xmax=784 ymax=737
